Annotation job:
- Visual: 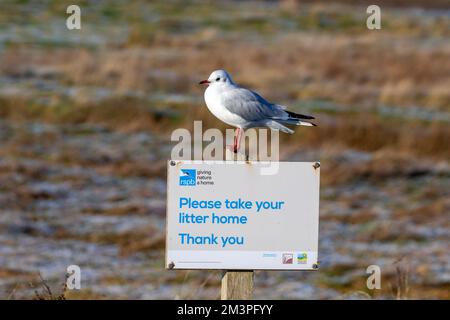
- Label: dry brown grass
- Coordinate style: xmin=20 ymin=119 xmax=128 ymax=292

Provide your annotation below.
xmin=1 ymin=95 xmax=448 ymax=168
xmin=1 ymin=28 xmax=449 ymax=110
xmin=31 ymin=274 xmax=67 ymax=300
xmin=387 ymin=260 xmax=411 ymax=300
xmin=288 ymin=0 xmax=450 ymax=9
xmin=393 ymin=199 xmax=450 ymax=224
xmin=95 ymin=160 xmax=168 ymax=179
xmin=53 ymin=225 xmax=165 ymax=257
xmin=318 ymin=139 xmax=448 ymax=187
xmin=0 ymin=96 xmax=173 ymax=131
xmin=322 ymin=208 xmax=378 ymax=224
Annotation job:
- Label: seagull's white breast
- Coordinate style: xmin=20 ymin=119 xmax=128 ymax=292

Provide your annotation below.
xmin=204 ymin=85 xmax=247 ymax=128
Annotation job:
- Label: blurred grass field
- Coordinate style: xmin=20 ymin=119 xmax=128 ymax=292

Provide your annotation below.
xmin=0 ymin=0 xmax=449 ymax=299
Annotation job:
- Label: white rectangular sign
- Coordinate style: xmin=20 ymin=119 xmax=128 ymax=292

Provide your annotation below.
xmin=166 ymin=161 xmax=320 ymax=270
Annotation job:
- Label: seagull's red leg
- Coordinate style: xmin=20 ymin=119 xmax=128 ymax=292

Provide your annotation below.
xmin=234 ymin=128 xmax=242 ymax=153
xmin=227 ymin=128 xmax=238 ymax=153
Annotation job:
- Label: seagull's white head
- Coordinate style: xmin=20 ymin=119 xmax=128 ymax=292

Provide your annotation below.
xmin=199 ymin=69 xmax=235 ymax=86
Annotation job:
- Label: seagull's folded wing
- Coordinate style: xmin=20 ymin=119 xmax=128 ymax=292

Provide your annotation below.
xmin=220 ymin=87 xmax=285 ymax=121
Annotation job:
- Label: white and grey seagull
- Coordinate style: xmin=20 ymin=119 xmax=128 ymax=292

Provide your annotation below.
xmin=199 ymin=69 xmax=316 ymax=153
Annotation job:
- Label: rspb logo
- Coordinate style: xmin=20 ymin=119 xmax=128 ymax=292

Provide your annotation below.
xmin=179 ymin=169 xmax=196 ymax=186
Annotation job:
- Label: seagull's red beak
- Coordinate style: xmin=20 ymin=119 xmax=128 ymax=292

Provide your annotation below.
xmin=199 ymin=80 xmax=210 ymax=85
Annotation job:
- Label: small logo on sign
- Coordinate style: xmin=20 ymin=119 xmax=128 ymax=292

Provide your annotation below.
xmin=297 ymin=253 xmax=307 ymax=264
xmin=282 ymin=253 xmax=293 ymax=264
xmin=180 ymin=169 xmax=196 ymax=186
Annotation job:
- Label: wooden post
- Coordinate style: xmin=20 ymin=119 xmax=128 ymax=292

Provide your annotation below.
xmin=221 ymin=271 xmax=254 ymax=300
xmin=220 ymin=145 xmax=254 ymax=300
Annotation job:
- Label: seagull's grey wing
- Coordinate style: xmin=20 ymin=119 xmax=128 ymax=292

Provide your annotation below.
xmin=220 ymin=87 xmax=285 ymax=121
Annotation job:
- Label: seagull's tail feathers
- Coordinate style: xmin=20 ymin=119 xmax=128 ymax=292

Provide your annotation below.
xmin=271 ymin=117 xmax=317 ymax=127
xmin=265 ymin=120 xmax=295 ymax=134
xmin=285 ymin=110 xmax=315 ymax=120
xmin=281 ymin=118 xmax=316 ymax=127
xmin=270 ymin=109 xmax=316 ymax=127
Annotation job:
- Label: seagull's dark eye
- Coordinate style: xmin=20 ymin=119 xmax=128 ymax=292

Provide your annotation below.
xmin=216 ymin=77 xmax=220 ymax=81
